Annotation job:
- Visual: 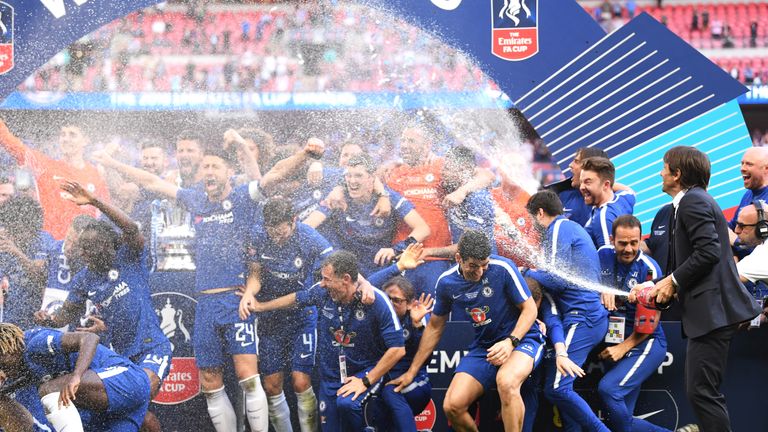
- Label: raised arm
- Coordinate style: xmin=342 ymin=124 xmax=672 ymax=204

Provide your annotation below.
xmin=0 ymin=119 xmax=29 ymax=164
xmin=442 ymin=167 xmax=495 ymax=207
xmin=224 ymin=129 xmax=261 ymax=182
xmin=58 ymin=331 xmax=100 ymax=406
xmin=91 ymin=152 xmax=179 ymax=199
xmin=260 ymin=138 xmax=324 ymax=193
xmin=59 ymin=180 xmax=144 ymax=253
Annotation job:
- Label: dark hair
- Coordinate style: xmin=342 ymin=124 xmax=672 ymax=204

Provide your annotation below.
xmin=457 ymin=229 xmax=492 ymax=261
xmin=346 ymin=154 xmax=377 ymax=174
xmin=612 ymin=214 xmax=642 ymax=238
xmin=139 ymin=138 xmax=166 ymax=151
xmin=70 ymin=214 xmax=97 ymax=235
xmin=576 ymin=147 xmax=609 ymax=161
xmin=382 ymin=276 xmax=415 ymax=301
xmin=663 ymin=146 xmax=710 ymax=190
xmin=238 ymin=127 xmax=274 ymax=172
xmin=323 ymin=250 xmax=359 ymax=282
xmin=176 ymin=130 xmax=204 ymax=146
xmin=445 ymin=145 xmax=476 ymax=167
xmin=524 ymin=277 xmax=542 ymax=304
xmin=580 ymin=157 xmax=615 ymax=186
xmin=81 ymin=220 xmax=121 ymax=252
xmin=526 ymin=190 xmax=564 ymax=217
xmin=0 ymin=175 xmax=12 ymax=185
xmin=262 ymin=197 xmax=295 ymax=227
xmin=202 ymin=146 xmax=237 ymax=167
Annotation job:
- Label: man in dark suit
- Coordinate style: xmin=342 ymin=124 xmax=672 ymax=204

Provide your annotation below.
xmin=631 ymin=146 xmax=760 ymax=432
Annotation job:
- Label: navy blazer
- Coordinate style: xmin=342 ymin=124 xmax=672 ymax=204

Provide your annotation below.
xmin=671 ymin=187 xmax=760 ymax=338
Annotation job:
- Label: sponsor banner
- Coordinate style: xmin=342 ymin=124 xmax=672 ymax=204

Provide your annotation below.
xmin=739 ymin=85 xmax=768 ymax=104
xmin=491 ymin=0 xmax=539 ymax=61
xmin=153 ymin=357 xmax=200 ymax=405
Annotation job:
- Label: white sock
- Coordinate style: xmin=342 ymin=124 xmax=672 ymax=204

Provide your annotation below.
xmin=41 ymin=392 xmax=84 ymax=432
xmin=267 ymin=392 xmax=293 ymax=432
xmin=240 ymin=374 xmax=269 ymax=432
xmin=296 ymin=387 xmax=318 ymax=432
xmin=203 ymin=386 xmax=237 ymax=432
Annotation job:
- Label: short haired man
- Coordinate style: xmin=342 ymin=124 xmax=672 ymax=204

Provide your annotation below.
xmin=391 ymin=230 xmax=543 ymax=432
xmin=633 ymin=146 xmax=759 ymax=431
xmin=596 ymin=215 xmax=670 ymax=432
xmin=0 ymin=121 xmax=110 ymax=239
xmin=93 ymin=140 xmax=325 ymax=432
xmin=580 ymin=157 xmax=636 ymax=248
xmin=728 ymin=147 xmax=768 ymax=251
xmin=735 ymin=201 xmax=768 ymax=286
xmin=246 ymin=250 xmax=405 ymax=431
xmin=525 ymin=190 xmax=610 ymax=432
xmin=239 ymin=196 xmax=333 ymax=432
xmin=164 ymin=130 xmax=204 ymax=188
xmin=550 ymin=147 xmax=608 ymax=226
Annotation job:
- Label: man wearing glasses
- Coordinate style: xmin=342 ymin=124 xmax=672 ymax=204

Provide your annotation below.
xmin=734 ymin=201 xmax=768 ymax=326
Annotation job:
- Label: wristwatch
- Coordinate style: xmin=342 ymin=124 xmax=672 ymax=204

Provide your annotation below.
xmin=507 ymin=335 xmax=520 ymax=348
xmin=361 ymin=376 xmax=372 ymax=388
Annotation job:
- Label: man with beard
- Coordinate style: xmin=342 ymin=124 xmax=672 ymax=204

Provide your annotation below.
xmin=164 ymin=130 xmax=204 ymax=188
xmin=579 ymin=157 xmax=636 ymax=249
xmin=93 ymin=139 xmax=325 ymax=432
xmin=728 ymin=147 xmax=768 ymax=254
xmin=385 ymin=124 xmax=494 ymax=297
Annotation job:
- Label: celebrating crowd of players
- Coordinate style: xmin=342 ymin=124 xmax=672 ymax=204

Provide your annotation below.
xmin=0 ymin=116 xmax=765 ymax=432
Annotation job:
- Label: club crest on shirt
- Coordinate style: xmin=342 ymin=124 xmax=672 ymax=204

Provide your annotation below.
xmin=312 ymin=189 xmax=323 ymax=200
xmin=294 ymin=257 xmax=303 ymax=268
xmin=403 ymin=328 xmax=411 ymax=340
xmin=482 ymin=285 xmax=494 ymax=297
xmin=331 ymin=328 xmax=356 ymax=347
xmin=355 ymin=309 xmax=365 ymax=321
xmin=425 ymin=173 xmax=435 ymax=182
xmin=108 ymin=269 xmax=119 ymax=281
xmin=222 ymin=199 xmax=232 ymax=211
xmin=628 ymin=278 xmax=637 ymax=288
xmin=466 ymin=306 xmax=492 ymax=327
xmin=374 ymin=218 xmax=384 ymax=227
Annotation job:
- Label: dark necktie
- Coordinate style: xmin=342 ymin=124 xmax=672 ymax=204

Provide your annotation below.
xmin=665 ymin=207 xmax=676 ymax=277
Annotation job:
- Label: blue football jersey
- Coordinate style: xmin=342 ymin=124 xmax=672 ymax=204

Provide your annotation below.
xmin=446 ymin=189 xmax=497 ymax=253
xmin=584 ymin=191 xmax=636 ymax=248
xmin=527 ymin=216 xmax=608 ymax=327
xmin=318 ymin=189 xmax=415 ymax=276
xmin=247 ymin=222 xmax=332 ymax=325
xmin=559 ymin=187 xmax=591 ymax=227
xmin=176 ymin=183 xmax=262 ymax=292
xmin=390 ymin=311 xmax=426 ymax=376
xmin=433 ymin=255 xmax=540 ymax=350
xmin=598 ymin=246 xmax=665 ymax=341
xmin=67 ymin=245 xmax=168 ymax=359
xmin=22 ymin=328 xmax=134 ymax=381
xmin=296 ymin=285 xmax=404 ymax=383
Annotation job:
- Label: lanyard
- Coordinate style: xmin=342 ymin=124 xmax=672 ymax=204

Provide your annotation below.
xmin=337 ymin=305 xmax=345 ymax=354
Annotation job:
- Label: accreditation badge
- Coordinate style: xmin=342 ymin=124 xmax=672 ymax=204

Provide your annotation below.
xmin=604 ymin=316 xmax=626 ymax=343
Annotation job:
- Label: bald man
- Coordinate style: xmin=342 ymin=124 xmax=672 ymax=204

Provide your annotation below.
xmin=730 ymin=147 xmax=768 ymax=248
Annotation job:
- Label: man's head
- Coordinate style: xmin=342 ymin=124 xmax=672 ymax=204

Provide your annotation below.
xmin=740 ymin=147 xmax=768 ymax=191
xmin=344 ymin=154 xmax=377 ymax=202
xmin=320 ymin=251 xmax=359 ymax=303
xmin=382 ymin=276 xmax=415 ymax=319
xmin=442 ymin=146 xmax=476 ymax=193
xmin=0 ymin=323 xmax=25 ymax=379
xmin=568 ymin=147 xmax=608 ymax=188
xmin=63 ymin=214 xmax=97 ymax=258
xmin=399 ymin=125 xmax=434 ymax=167
xmin=526 ymin=190 xmax=564 ymax=228
xmin=662 ymin=146 xmax=710 ymax=195
xmin=58 ymin=123 xmax=89 ymax=161
xmin=0 ymin=176 xmax=14 ymax=204
xmin=237 ymin=127 xmax=274 ymax=172
xmin=139 ymin=139 xmax=168 ymax=176
xmin=175 ymin=130 xmax=204 ymax=179
xmin=456 ymin=230 xmax=492 ymax=282
xmin=338 ymin=143 xmax=364 ymax=169
xmin=735 ymin=201 xmax=768 ymax=246
xmin=524 ymin=276 xmax=542 ymax=308
xmin=78 ymin=220 xmax=120 ymax=274
xmin=579 ymin=157 xmax=615 ymax=207
xmin=262 ymin=197 xmax=296 ymax=246
xmin=200 ymin=147 xmax=236 ymax=201
xmin=0 ymin=196 xmax=43 ymax=253
xmin=612 ymin=214 xmax=642 ymax=265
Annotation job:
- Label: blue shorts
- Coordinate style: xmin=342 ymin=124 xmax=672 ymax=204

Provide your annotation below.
xmin=132 ymin=340 xmax=173 ymax=382
xmin=364 ymin=370 xmax=432 ymax=431
xmin=456 ymin=334 xmax=545 ymax=391
xmin=257 ymin=307 xmax=317 ymax=376
xmin=318 ymin=369 xmax=379 ymax=432
xmin=192 ymin=291 xmax=258 ymax=369
xmin=89 ymin=362 xmax=151 ymax=432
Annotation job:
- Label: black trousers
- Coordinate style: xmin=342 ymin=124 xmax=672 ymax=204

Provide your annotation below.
xmin=685 ymin=324 xmax=739 ymax=432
